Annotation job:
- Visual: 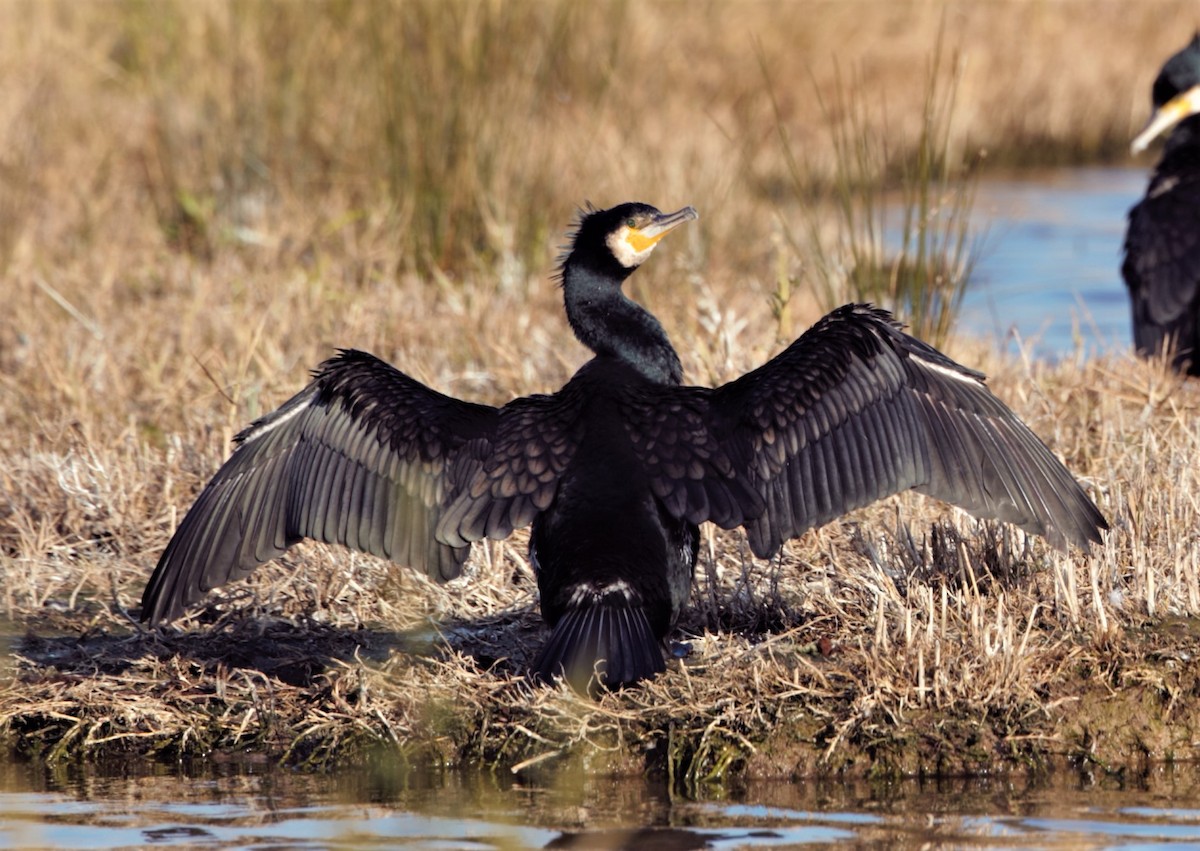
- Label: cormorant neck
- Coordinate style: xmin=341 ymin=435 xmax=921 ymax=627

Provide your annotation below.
xmin=561 ymin=261 xmax=683 ymax=386
xmin=1165 ymin=115 xmax=1200 ymax=155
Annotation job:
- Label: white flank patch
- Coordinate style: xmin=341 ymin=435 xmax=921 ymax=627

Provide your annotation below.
xmin=568 ymin=578 xmax=637 ymax=605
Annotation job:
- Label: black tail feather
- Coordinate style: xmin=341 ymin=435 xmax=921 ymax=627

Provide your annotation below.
xmin=533 ymin=602 xmax=665 ymax=692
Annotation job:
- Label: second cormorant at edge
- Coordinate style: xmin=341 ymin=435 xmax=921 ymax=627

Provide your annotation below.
xmin=1125 ymin=33 xmax=1200 ymax=374
xmin=141 ymin=202 xmax=1108 ymax=692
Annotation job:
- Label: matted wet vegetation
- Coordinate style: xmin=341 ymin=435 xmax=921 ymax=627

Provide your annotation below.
xmin=2 ymin=1 xmax=1200 ymax=785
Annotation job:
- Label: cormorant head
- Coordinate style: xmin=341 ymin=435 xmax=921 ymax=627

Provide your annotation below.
xmin=560 ymin=202 xmax=698 ymax=283
xmin=1132 ymin=33 xmax=1200 ymax=154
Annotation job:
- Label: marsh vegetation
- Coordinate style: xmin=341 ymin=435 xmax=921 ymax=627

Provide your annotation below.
xmin=1 ymin=1 xmax=1198 ymax=783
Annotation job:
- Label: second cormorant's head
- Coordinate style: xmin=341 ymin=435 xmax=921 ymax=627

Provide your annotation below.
xmin=1132 ymin=33 xmax=1200 ymax=154
xmin=561 ymin=203 xmax=698 ymax=285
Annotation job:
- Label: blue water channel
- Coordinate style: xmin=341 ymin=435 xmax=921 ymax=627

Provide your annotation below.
xmin=2 ymin=758 xmax=1200 ymax=849
xmin=960 ymin=166 xmax=1142 ymax=361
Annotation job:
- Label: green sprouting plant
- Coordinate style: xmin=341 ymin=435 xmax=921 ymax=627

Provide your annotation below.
xmin=761 ymin=25 xmax=982 ymax=347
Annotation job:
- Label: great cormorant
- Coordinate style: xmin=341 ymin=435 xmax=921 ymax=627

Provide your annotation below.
xmin=1125 ymin=33 xmax=1200 ymax=374
xmin=141 ymin=202 xmax=1107 ymax=691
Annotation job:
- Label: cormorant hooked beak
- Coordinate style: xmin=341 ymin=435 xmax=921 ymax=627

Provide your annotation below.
xmin=1131 ymin=83 xmax=1200 ymax=154
xmin=626 ymin=206 xmax=699 ymax=253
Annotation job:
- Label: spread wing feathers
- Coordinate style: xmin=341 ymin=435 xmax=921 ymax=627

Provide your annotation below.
xmin=141 ymin=350 xmax=579 ymax=625
xmin=436 ymin=389 xmax=585 ymax=547
xmin=622 ymin=304 xmax=1106 ymax=560
xmin=616 ymin=385 xmax=766 ymax=531
xmin=1122 ymin=151 xmax=1200 ymax=360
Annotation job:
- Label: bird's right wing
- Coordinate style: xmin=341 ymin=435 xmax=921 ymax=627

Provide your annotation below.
xmin=141 ymin=350 xmax=578 ymax=625
xmin=1123 ymin=152 xmax=1200 ymax=350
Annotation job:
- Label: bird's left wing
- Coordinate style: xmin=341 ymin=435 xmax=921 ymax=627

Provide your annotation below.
xmin=621 ymin=305 xmax=1106 ymax=559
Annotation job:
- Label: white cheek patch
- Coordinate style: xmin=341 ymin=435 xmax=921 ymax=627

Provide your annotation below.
xmin=607 ymin=227 xmax=655 ymax=269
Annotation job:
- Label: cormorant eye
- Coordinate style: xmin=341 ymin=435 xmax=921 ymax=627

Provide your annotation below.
xmin=625 ymin=217 xmax=637 ymax=228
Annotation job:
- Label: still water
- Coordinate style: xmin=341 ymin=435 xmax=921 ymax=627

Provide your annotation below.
xmin=960 ymin=166 xmax=1142 ymax=361
xmin=3 ymin=757 xmax=1200 ymax=849
xmin=2 ymin=168 xmax=1191 ymax=850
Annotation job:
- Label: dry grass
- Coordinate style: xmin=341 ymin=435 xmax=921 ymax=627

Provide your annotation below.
xmin=3 ymin=1 xmax=1200 ymax=782
xmin=6 ymin=341 xmax=1200 ymax=782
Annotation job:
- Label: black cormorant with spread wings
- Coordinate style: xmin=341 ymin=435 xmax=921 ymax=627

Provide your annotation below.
xmin=1125 ymin=33 xmax=1200 ymax=374
xmin=141 ymin=202 xmax=1107 ymax=691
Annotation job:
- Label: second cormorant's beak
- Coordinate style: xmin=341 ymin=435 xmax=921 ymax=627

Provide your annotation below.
xmin=627 ymin=206 xmax=699 ymax=253
xmin=1132 ymin=83 xmax=1200 ymax=154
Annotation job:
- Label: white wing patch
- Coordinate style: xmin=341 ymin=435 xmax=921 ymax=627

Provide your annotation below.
xmin=240 ymin=398 xmax=309 ymax=445
xmin=910 ymin=352 xmax=985 ymax=388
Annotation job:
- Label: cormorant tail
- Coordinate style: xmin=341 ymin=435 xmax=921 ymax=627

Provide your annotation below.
xmin=533 ymin=597 xmax=665 ymax=692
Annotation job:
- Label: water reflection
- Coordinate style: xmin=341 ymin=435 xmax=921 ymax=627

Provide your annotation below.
xmin=2 ymin=757 xmax=1200 ymax=849
xmin=960 ymin=167 xmax=1143 ymax=362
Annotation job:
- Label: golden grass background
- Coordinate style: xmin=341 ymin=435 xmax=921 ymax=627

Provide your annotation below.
xmin=2 ymin=0 xmax=1200 ymax=776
